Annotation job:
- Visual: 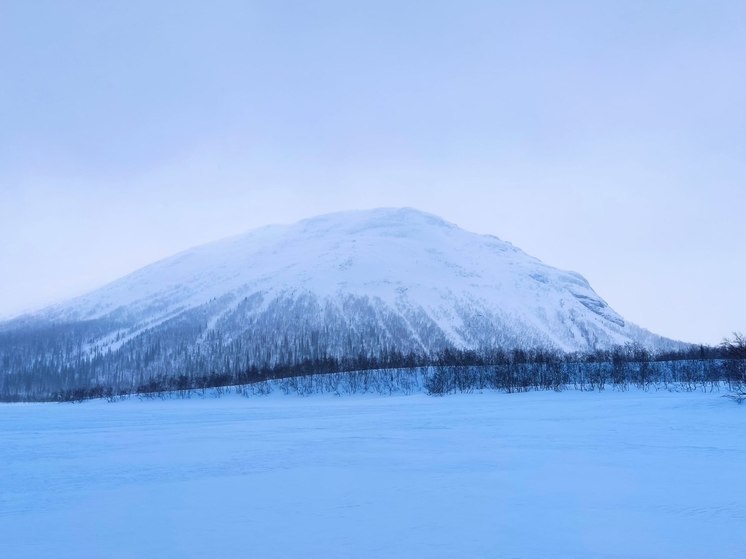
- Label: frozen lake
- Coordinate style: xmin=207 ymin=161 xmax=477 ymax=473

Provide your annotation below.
xmin=1 ymin=389 xmax=744 ymax=558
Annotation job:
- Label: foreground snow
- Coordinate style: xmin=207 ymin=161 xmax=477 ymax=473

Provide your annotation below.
xmin=1 ymin=390 xmax=744 ymax=558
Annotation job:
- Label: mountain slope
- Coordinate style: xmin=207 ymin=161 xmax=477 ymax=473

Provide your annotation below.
xmin=0 ymin=208 xmax=681 ymax=396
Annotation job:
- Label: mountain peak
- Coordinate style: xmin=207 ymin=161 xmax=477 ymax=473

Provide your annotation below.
xmin=291 ymin=207 xmax=458 ymax=237
xmin=10 ymin=207 xmax=678 ymax=358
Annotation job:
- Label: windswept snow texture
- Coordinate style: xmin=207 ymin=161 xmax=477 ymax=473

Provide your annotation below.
xmin=1 ymin=391 xmax=744 ymax=559
xmin=18 ymin=207 xmax=674 ymax=355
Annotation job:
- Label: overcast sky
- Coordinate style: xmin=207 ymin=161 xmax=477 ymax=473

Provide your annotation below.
xmin=1 ymin=0 xmax=744 ymax=345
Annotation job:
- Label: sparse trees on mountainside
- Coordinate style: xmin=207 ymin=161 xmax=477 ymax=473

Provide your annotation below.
xmin=1 ymin=318 xmax=746 ymax=402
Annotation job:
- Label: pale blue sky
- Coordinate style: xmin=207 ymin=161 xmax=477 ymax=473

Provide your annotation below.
xmin=1 ymin=0 xmax=744 ymax=344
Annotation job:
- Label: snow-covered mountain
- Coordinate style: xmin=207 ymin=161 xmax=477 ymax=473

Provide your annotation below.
xmin=6 ymin=207 xmax=675 ymax=361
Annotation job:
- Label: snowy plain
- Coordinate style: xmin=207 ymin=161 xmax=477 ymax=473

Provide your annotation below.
xmin=1 ymin=389 xmax=744 ymax=558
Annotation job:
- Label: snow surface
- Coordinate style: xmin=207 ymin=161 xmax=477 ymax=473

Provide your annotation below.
xmin=29 ymin=208 xmax=674 ymax=353
xmin=2 ymin=390 xmax=744 ymax=558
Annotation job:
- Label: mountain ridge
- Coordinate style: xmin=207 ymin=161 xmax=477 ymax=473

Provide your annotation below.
xmin=6 ymin=207 xmax=678 ymax=354
xmin=0 ymin=207 xmax=686 ymax=399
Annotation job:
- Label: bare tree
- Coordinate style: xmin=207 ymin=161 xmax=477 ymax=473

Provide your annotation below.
xmin=721 ymin=332 xmax=746 ymax=359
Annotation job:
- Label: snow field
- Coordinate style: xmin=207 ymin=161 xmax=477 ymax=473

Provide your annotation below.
xmin=1 ymin=390 xmax=744 ymax=558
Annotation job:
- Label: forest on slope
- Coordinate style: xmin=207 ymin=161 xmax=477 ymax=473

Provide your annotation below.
xmin=1 ymin=328 xmax=744 ymax=402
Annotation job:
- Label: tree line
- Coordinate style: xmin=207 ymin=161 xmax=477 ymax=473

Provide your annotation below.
xmin=1 ymin=333 xmax=744 ymax=402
